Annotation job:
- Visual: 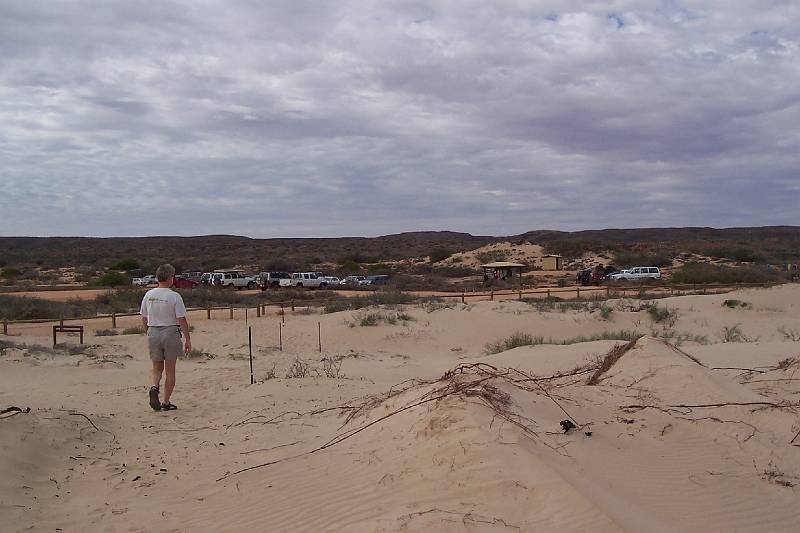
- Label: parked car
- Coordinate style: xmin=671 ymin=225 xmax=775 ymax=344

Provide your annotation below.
xmin=172 ymin=275 xmax=199 ymax=288
xmin=342 ymin=275 xmax=367 ymax=286
xmin=210 ymin=270 xmax=257 ymax=289
xmin=200 ymin=272 xmax=212 ymax=285
xmin=321 ymin=276 xmax=343 ymax=286
xmin=133 ymin=274 xmax=157 ymax=286
xmin=257 ymin=271 xmax=291 ymax=290
xmin=184 ymin=271 xmax=203 ymax=283
xmin=363 ymin=275 xmax=390 ymax=286
xmin=279 ymin=272 xmax=329 ymax=289
xmin=608 ymin=267 xmax=662 ymax=281
xmin=576 ymin=266 xmax=616 ymax=286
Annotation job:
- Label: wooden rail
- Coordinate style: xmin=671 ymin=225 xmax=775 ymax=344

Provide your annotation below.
xmin=0 ymin=281 xmax=779 ymax=334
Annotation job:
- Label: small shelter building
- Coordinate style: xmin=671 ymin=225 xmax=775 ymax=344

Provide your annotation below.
xmin=480 ymin=261 xmax=526 ymax=283
xmin=541 ymin=255 xmax=564 ymax=271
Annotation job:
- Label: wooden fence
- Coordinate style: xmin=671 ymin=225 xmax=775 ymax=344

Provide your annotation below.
xmin=0 ymin=281 xmax=778 ymax=336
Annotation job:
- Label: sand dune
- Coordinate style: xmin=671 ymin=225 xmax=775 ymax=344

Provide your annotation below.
xmin=2 ymin=285 xmax=800 ymax=531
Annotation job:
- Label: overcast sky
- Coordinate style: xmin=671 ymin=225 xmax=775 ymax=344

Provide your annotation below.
xmin=1 ymin=1 xmax=798 ymax=238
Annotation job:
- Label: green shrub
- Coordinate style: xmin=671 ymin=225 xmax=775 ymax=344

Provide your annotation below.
xmin=90 ymin=271 xmax=129 ymax=287
xmin=670 ymin=262 xmax=780 ymax=284
xmin=110 ymin=258 xmax=140 ymax=271
xmin=600 ymin=304 xmax=614 ymax=319
xmin=476 ymin=250 xmax=508 ymax=264
xmin=428 ymin=248 xmax=453 ymax=263
xmin=703 ymin=247 xmax=762 ymax=263
xmin=1 ymin=268 xmax=21 ymax=279
xmin=722 ymin=299 xmax=751 ymax=309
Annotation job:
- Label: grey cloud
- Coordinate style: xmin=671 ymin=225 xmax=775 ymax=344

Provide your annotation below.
xmin=0 ymin=1 xmax=798 ymax=238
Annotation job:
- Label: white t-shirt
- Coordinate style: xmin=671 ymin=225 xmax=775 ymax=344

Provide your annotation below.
xmin=140 ymin=288 xmax=187 ymax=326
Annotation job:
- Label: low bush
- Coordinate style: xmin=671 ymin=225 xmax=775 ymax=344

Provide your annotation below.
xmin=670 ymin=262 xmax=781 ymax=284
xmin=647 ymin=303 xmax=679 ymax=327
xmin=121 ymin=326 xmax=145 ymax=335
xmin=89 ymin=271 xmax=129 ymax=287
xmin=719 ymin=324 xmax=755 ymax=343
xmin=485 ymin=330 xmax=641 ymax=354
xmin=485 ymin=332 xmax=544 ymax=354
xmin=94 ymin=329 xmax=118 ymax=336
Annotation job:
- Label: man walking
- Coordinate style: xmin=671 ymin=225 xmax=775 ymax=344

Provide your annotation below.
xmin=140 ymin=264 xmax=191 ymax=411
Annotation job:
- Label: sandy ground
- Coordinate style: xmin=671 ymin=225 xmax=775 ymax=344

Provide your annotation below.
xmin=2 ymin=285 xmax=800 ymax=531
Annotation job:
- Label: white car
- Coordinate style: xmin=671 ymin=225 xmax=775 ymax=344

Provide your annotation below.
xmin=321 ymin=276 xmax=343 ymax=286
xmin=343 ymin=275 xmax=367 ymax=286
xmin=133 ymin=275 xmax=157 ymax=286
xmin=279 ymin=272 xmax=329 ymax=289
xmin=609 ymin=267 xmax=662 ymax=281
xmin=210 ymin=271 xmax=257 ymax=289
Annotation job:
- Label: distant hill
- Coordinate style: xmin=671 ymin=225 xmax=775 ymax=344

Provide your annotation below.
xmin=1 ymin=227 xmax=798 ymax=273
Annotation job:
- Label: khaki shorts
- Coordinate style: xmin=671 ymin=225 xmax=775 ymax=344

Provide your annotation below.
xmin=148 ymin=326 xmax=183 ymax=362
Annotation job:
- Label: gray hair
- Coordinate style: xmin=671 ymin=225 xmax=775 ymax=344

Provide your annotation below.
xmin=156 ymin=264 xmax=175 ymax=282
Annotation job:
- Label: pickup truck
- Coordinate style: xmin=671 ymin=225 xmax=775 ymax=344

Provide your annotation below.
xmin=279 ymin=272 xmax=329 ymax=289
xmin=210 ymin=271 xmax=257 ymax=289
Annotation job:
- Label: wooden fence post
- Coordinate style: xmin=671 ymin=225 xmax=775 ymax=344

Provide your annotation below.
xmin=318 ymin=321 xmax=322 ymax=353
xmin=3 ymin=319 xmax=8 ymax=336
xmin=256 ymin=305 xmax=261 ymax=318
xmin=111 ymin=312 xmax=116 ymax=329
xmin=490 ymin=290 xmax=494 ymax=301
xmin=461 ymin=292 xmax=465 ymax=304
xmin=547 ymin=288 xmax=551 ymax=298
xmin=207 ymin=305 xmax=211 ymax=320
xmin=229 ymin=306 xmax=234 ymax=320
xmin=291 ymin=300 xmax=295 ymax=312
xmin=518 ymin=289 xmax=522 ymax=301
xmin=576 ymin=287 xmax=580 ymax=299
xmin=245 ymin=307 xmax=249 ymax=323
xmin=279 ymin=323 xmax=283 ymax=351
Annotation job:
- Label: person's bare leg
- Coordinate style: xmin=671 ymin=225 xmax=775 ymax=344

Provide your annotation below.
xmin=151 ymin=361 xmax=164 ymax=389
xmin=163 ymin=359 xmax=177 ymax=403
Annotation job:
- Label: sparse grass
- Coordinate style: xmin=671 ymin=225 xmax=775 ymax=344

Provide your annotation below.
xmin=94 ymin=329 xmax=119 ymax=336
xmin=485 ymin=330 xmax=642 ymax=354
xmin=650 ymin=329 xmax=710 ymax=346
xmin=351 ymin=310 xmax=416 ymax=327
xmin=184 ymin=348 xmax=214 ymax=359
xmin=646 ymin=303 xmax=679 ymax=327
xmin=599 ymin=304 xmax=614 ymax=320
xmin=263 ymin=362 xmax=277 ymax=380
xmin=719 ymin=324 xmax=756 ymax=343
xmin=484 ymin=332 xmax=544 ymax=354
xmin=121 ymin=326 xmax=145 ymax=335
xmin=777 ymin=326 xmax=800 ymax=341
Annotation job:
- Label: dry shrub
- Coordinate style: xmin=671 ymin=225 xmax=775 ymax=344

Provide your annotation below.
xmin=586 ymin=339 xmax=639 ymax=385
xmin=285 ymin=357 xmax=310 ymax=378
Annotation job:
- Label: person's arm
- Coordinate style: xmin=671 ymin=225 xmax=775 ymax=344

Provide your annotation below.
xmin=178 ymin=316 xmax=191 ymax=353
xmin=141 ymin=315 xmax=149 ymax=333
xmin=140 ymin=294 xmax=149 ymax=334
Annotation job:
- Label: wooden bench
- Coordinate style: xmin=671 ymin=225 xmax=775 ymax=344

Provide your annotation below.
xmin=53 ymin=325 xmax=84 ymax=347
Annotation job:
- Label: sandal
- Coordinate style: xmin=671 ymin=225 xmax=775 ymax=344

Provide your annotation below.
xmin=149 ymin=386 xmax=161 ymax=411
xmin=161 ymin=402 xmax=178 ymax=410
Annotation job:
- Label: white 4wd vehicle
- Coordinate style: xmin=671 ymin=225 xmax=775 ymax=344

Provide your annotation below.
xmin=211 ymin=271 xmax=256 ymax=289
xmin=133 ymin=275 xmax=157 ymax=286
xmin=279 ymin=272 xmax=329 ymax=289
xmin=609 ymin=267 xmax=662 ymax=281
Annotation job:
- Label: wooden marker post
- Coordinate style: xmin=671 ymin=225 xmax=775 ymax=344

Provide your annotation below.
xmin=279 ymin=323 xmax=283 ymax=351
xmin=248 ymin=326 xmax=254 ymax=384
xmin=318 ymin=321 xmax=322 ymax=353
xmin=111 ymin=312 xmax=117 ymax=329
xmin=461 ymin=292 xmax=465 ymax=304
xmin=207 ymin=305 xmax=211 ymax=320
xmin=256 ymin=305 xmax=261 ymax=318
xmin=2 ymin=320 xmax=7 ymax=336
xmin=245 ymin=307 xmax=249 ymax=324
xmin=229 ymin=306 xmax=234 ymax=320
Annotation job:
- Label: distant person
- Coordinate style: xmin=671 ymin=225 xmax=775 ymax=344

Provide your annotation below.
xmin=140 ymin=264 xmax=191 ymax=411
xmin=483 ymin=271 xmax=489 ymax=285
